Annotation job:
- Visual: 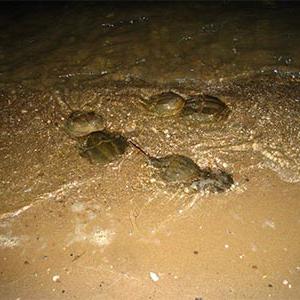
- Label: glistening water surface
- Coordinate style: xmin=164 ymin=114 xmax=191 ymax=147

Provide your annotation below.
xmin=1 ymin=2 xmax=300 ymax=86
xmin=0 ymin=2 xmax=300 ymax=300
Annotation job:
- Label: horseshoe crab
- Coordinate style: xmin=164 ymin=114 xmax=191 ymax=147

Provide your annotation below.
xmin=80 ymin=131 xmax=129 ymax=164
xmin=64 ymin=111 xmax=105 ymax=138
xmin=139 ymin=91 xmax=186 ymax=117
xmin=139 ymin=91 xmax=230 ymax=119
xmin=183 ymin=94 xmax=230 ymax=120
xmin=129 ymin=141 xmax=234 ymax=192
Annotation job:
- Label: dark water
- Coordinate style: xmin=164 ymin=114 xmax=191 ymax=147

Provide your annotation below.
xmin=1 ymin=2 xmax=300 ymax=88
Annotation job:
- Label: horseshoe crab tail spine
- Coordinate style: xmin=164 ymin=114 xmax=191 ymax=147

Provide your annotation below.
xmin=128 ymin=140 xmax=150 ymax=157
xmin=128 ymin=140 xmax=161 ymax=168
xmin=128 ymin=139 xmax=159 ymax=165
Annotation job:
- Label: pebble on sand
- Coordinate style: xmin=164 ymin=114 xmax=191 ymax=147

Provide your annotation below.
xmin=149 ymin=272 xmax=160 ymax=282
xmin=282 ymin=279 xmax=292 ymax=288
xmin=52 ymin=275 xmax=60 ymax=282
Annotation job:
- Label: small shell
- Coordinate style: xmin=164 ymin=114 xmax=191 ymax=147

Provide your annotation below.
xmin=52 ymin=275 xmax=60 ymax=282
xmin=149 ymin=272 xmax=160 ymax=282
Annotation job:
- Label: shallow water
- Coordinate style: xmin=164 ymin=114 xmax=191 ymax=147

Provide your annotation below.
xmin=0 ymin=2 xmax=300 ymax=300
xmin=1 ymin=2 xmax=300 ymax=87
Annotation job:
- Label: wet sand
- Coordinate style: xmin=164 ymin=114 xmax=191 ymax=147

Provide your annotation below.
xmin=1 ymin=2 xmax=300 ymax=299
xmin=1 ymin=76 xmax=300 ymax=299
xmin=1 ymin=171 xmax=299 ymax=300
